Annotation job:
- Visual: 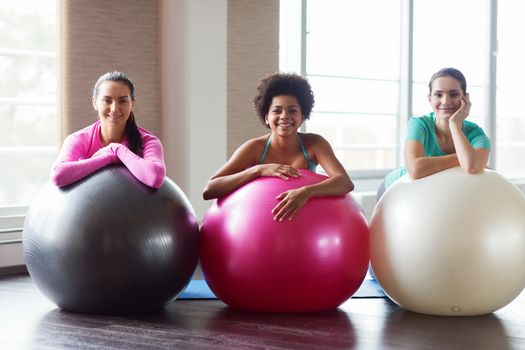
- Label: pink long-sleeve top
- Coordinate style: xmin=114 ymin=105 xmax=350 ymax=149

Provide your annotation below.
xmin=52 ymin=120 xmax=166 ymax=189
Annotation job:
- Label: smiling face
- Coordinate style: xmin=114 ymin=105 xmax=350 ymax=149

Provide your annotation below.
xmin=265 ymin=95 xmax=303 ymax=136
xmin=428 ymin=76 xmax=464 ymax=120
xmin=92 ymin=81 xmax=135 ymax=129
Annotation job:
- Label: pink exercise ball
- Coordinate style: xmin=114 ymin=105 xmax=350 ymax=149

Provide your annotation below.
xmin=200 ymin=170 xmax=369 ymax=312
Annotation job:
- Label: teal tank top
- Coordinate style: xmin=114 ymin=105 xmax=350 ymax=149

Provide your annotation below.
xmin=259 ymin=134 xmax=318 ymax=171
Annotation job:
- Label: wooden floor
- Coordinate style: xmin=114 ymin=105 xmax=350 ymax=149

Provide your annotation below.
xmin=1 ymin=274 xmax=524 ymax=349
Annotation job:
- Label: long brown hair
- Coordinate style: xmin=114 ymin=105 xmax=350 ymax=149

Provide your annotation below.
xmin=93 ymin=71 xmax=143 ymax=155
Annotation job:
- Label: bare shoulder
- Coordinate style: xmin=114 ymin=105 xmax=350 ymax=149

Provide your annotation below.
xmin=300 ymin=132 xmax=330 ymax=148
xmin=241 ymin=134 xmax=268 ymax=148
xmin=228 ymin=134 xmax=270 ymax=165
xmin=299 ymin=133 xmax=335 ymax=165
xmin=235 ymin=135 xmax=269 ymax=155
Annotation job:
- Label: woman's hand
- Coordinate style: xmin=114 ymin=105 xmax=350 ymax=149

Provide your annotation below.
xmin=449 ymin=94 xmax=471 ymax=126
xmin=272 ymin=187 xmax=311 ymax=222
xmin=258 ymin=163 xmax=300 ymax=180
xmin=92 ymin=143 xmax=121 ymax=162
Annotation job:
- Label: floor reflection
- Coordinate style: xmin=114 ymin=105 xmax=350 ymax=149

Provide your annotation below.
xmin=202 ymin=306 xmax=357 ymax=348
xmin=380 ymin=307 xmax=510 ymax=350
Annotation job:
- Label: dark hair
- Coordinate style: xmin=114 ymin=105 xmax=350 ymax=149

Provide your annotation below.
xmin=93 ymin=71 xmax=143 ymax=155
xmin=428 ymin=67 xmax=467 ymax=95
xmin=253 ymin=72 xmax=315 ymax=127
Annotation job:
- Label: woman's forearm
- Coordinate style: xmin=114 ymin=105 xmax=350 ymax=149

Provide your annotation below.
xmin=301 ymin=173 xmax=354 ymax=198
xmin=407 ymin=154 xmax=460 ymax=179
xmin=449 ymin=122 xmax=488 ymax=173
xmin=203 ymin=166 xmax=261 ymax=200
xmin=115 ymin=145 xmax=166 ymax=189
xmin=52 ymin=153 xmax=116 ymax=187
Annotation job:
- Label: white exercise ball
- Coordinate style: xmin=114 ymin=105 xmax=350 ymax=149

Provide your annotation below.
xmin=370 ymin=167 xmax=525 ymax=316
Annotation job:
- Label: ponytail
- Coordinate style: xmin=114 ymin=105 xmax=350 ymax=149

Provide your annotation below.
xmin=125 ymin=112 xmax=143 ymax=155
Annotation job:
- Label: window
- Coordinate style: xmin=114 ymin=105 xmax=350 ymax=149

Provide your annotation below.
xmin=281 ymin=0 xmax=525 ymax=179
xmin=299 ymin=0 xmax=402 ymax=175
xmin=496 ymin=1 xmax=525 ymax=177
xmin=0 ymin=0 xmax=57 ymax=207
xmin=412 ymin=0 xmax=488 ymax=129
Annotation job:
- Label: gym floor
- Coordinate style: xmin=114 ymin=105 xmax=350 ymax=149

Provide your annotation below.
xmin=1 ymin=273 xmax=524 ymax=349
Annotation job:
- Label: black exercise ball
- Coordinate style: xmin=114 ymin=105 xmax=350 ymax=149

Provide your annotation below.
xmin=23 ymin=165 xmax=199 ymax=314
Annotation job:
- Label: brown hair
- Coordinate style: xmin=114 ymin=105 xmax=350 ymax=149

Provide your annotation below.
xmin=93 ymin=71 xmax=143 ymax=155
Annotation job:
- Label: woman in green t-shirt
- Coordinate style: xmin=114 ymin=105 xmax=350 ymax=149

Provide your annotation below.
xmin=379 ymin=67 xmax=491 ymax=199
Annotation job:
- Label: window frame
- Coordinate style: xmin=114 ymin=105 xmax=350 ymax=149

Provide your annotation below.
xmin=0 ymin=4 xmax=58 ymax=268
xmin=288 ymin=0 xmax=501 ymax=180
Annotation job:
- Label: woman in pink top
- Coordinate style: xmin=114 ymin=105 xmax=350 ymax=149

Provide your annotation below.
xmin=52 ymin=71 xmax=166 ymax=189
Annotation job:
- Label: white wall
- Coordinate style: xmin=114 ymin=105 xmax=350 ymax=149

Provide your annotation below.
xmin=160 ymin=0 xmax=227 ymax=221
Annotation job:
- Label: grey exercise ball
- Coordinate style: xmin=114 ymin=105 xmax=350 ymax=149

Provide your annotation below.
xmin=23 ymin=165 xmax=199 ymax=314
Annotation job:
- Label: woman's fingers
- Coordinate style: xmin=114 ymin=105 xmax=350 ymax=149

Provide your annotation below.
xmin=278 ymin=165 xmax=299 ymax=177
xmin=272 ymin=193 xmax=287 ymax=216
xmin=261 ymin=164 xmax=299 ymax=178
xmin=273 ymin=202 xmax=293 ymax=221
xmin=272 ymin=190 xmax=306 ymax=222
xmin=463 ymin=95 xmax=472 ymax=115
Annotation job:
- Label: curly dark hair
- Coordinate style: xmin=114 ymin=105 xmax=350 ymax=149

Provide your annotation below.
xmin=253 ymin=72 xmax=315 ymax=127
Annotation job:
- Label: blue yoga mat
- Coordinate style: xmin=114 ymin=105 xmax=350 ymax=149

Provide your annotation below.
xmin=178 ymin=278 xmax=385 ymax=299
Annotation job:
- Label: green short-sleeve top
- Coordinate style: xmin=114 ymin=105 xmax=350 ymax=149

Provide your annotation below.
xmin=384 ymin=112 xmax=490 ymax=189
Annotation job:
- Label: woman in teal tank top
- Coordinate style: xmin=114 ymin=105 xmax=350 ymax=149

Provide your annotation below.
xmin=259 ymin=133 xmax=317 ymax=172
xmin=203 ymin=72 xmax=354 ymax=222
xmin=379 ymin=67 xmax=491 ymax=199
